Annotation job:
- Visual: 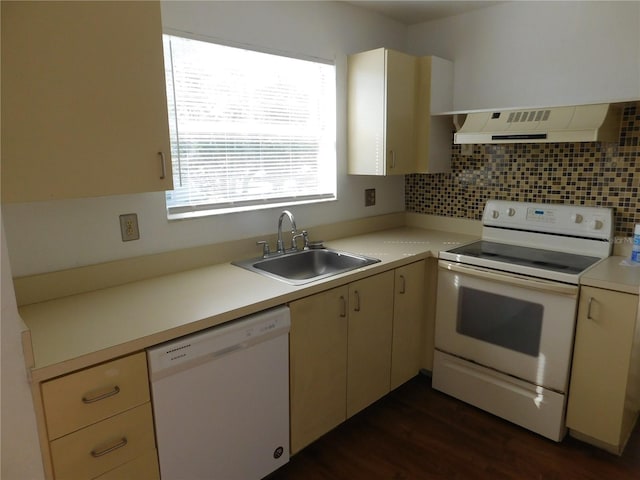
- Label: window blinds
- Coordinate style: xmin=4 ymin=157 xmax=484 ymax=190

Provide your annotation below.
xmin=163 ymin=35 xmax=336 ymax=216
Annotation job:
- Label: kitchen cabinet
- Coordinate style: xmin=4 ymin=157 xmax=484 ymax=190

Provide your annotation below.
xmin=347 ymin=48 xmax=452 ymax=176
xmin=289 ymin=285 xmax=349 ymax=454
xmin=347 ymin=48 xmax=416 ymax=175
xmin=346 ymin=271 xmax=395 ymax=417
xmin=566 ymin=286 xmax=640 ymax=454
xmin=289 ymin=270 xmax=394 ymax=453
xmin=422 ymin=257 xmax=440 ymax=371
xmin=390 ymin=260 xmax=426 ymax=389
xmin=1 ymin=1 xmax=172 ymax=203
xmin=40 ymin=352 xmax=159 ymax=479
xmin=290 ymin=263 xmax=429 ymax=453
xmin=414 ymin=57 xmax=454 ymax=175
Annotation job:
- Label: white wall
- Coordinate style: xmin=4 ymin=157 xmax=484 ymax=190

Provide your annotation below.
xmin=2 ymin=1 xmax=407 ymax=277
xmin=408 ymin=1 xmax=640 ymax=111
xmin=1 ymin=215 xmax=46 ymax=479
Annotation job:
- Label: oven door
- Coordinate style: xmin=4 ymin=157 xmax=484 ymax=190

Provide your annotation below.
xmin=435 ymin=260 xmax=579 ymax=392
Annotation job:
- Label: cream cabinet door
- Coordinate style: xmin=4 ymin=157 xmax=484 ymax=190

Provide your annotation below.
xmin=347 ymin=271 xmax=395 ymax=417
xmin=93 ymin=449 xmax=160 ymax=480
xmin=384 ymin=50 xmax=418 ymax=175
xmin=289 ymin=286 xmax=349 ymax=454
xmin=49 ymin=403 xmax=156 ymax=480
xmin=390 ymin=261 xmax=426 ymax=390
xmin=1 ymin=1 xmax=172 ymax=202
xmin=566 ymin=286 xmax=639 ymax=449
xmin=347 ymin=48 xmax=416 ymax=176
xmin=41 ymin=352 xmax=150 ymax=441
xmin=415 ymin=56 xmax=453 ymax=174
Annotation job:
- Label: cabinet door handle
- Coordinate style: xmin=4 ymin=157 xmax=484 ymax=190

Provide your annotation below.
xmin=339 ymin=296 xmax=347 ymax=318
xmin=91 ymin=437 xmax=128 ymax=458
xmin=354 ymin=290 xmax=361 ymax=312
xmin=158 ymin=151 xmax=167 ymax=180
xmin=82 ymin=385 xmax=120 ymax=404
xmin=399 ymin=275 xmax=406 ymax=294
xmin=587 ymin=296 xmax=595 ymax=320
xmin=389 ymin=150 xmax=396 ymax=169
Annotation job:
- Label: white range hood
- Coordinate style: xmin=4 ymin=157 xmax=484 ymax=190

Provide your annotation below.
xmin=454 ymin=103 xmax=622 ymax=144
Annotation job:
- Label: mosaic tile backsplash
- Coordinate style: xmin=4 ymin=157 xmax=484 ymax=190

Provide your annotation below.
xmin=406 ymin=102 xmax=640 ymax=237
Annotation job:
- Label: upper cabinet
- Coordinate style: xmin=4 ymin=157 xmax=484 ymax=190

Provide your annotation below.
xmin=415 ymin=56 xmax=454 ymax=174
xmin=1 ymin=1 xmax=173 ymax=203
xmin=347 ymin=48 xmax=416 ymax=176
xmin=347 ymin=48 xmax=453 ymax=176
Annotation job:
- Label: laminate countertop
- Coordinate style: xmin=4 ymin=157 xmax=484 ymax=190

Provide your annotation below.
xmin=21 ymin=227 xmax=640 ymax=383
xmin=20 ymin=227 xmax=477 ymax=382
xmin=581 ymin=256 xmax=640 ymax=295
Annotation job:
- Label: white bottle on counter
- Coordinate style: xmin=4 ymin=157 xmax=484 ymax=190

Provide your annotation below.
xmin=631 ymin=224 xmax=640 ymax=263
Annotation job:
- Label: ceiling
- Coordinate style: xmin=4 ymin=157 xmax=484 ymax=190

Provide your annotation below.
xmin=346 ymin=1 xmax=503 ymax=25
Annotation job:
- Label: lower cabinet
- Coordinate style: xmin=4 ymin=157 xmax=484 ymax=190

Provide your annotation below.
xmin=390 ymin=261 xmax=426 ymax=389
xmin=346 ymin=271 xmax=395 ymax=417
xmin=289 ymin=261 xmax=426 ymax=454
xmin=40 ymin=352 xmax=159 ymax=479
xmin=566 ymin=285 xmax=640 ymax=454
xmin=289 ymin=283 xmax=349 ymax=454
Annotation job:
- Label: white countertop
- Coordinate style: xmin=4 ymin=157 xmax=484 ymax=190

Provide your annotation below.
xmin=20 ymin=227 xmax=477 ymax=381
xmin=22 ymin=226 xmax=639 ymax=383
xmin=581 ymin=256 xmax=640 ymax=295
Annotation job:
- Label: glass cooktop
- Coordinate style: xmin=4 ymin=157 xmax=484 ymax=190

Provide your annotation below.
xmin=446 ymin=240 xmax=601 ymax=275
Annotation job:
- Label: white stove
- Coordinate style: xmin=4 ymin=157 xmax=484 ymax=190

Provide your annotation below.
xmin=440 ymin=200 xmax=614 ymax=283
xmin=433 ymin=200 xmax=614 ymax=442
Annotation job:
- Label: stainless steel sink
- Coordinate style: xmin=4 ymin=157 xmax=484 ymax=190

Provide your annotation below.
xmin=232 ymin=248 xmax=380 ymax=285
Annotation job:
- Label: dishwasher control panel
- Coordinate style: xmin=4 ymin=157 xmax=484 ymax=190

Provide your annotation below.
xmin=147 ymin=306 xmax=291 ymax=373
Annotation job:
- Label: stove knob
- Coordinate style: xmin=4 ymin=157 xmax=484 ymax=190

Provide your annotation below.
xmin=506 ymin=207 xmax=516 ymax=217
xmin=588 ymin=219 xmax=603 ymax=230
xmin=571 ymin=213 xmax=583 ymax=224
xmin=491 ymin=210 xmax=500 ymax=219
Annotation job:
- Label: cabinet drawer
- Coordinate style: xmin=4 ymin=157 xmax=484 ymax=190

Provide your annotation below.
xmin=50 ymin=403 xmax=155 ymax=480
xmin=42 ymin=352 xmax=150 ymax=440
xmin=93 ymin=449 xmax=160 ymax=480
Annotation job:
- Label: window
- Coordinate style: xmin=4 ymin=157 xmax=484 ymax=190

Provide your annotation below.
xmin=163 ymin=34 xmax=337 ymax=218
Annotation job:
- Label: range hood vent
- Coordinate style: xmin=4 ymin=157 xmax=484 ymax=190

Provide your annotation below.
xmin=454 ymin=103 xmax=622 ymax=144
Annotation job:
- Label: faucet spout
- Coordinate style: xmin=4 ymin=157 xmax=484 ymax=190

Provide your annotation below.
xmin=276 ymin=210 xmax=297 ymax=253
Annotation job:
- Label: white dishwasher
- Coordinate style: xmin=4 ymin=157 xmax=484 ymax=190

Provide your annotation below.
xmin=147 ymin=306 xmax=290 ymax=480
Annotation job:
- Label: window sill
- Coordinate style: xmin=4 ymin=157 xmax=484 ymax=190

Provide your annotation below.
xmin=167 ymin=195 xmax=337 ymax=221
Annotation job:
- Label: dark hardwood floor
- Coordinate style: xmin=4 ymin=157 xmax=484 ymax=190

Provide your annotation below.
xmin=271 ymin=375 xmax=640 ymax=480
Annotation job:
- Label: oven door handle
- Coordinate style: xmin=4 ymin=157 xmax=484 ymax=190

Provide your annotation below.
xmin=439 ymin=261 xmax=579 ymax=296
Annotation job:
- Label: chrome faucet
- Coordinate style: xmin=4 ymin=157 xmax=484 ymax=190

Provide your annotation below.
xmin=276 ymin=210 xmax=297 ymax=253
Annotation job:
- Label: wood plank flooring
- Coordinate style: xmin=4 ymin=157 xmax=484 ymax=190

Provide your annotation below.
xmin=271 ymin=375 xmax=640 ymax=480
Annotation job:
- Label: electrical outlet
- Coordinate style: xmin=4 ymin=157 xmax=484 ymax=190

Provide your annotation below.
xmin=365 ymin=188 xmax=376 ymax=207
xmin=119 ymin=213 xmax=140 ymax=242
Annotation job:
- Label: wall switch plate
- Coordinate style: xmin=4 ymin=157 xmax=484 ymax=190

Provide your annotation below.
xmin=119 ymin=213 xmax=140 ymax=241
xmin=365 ymin=188 xmax=376 ymax=207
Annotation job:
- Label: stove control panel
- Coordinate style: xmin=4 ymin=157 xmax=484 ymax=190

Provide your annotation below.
xmin=483 ymin=200 xmax=613 ymax=240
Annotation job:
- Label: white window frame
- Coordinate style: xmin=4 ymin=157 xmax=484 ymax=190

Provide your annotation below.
xmin=162 ymin=33 xmax=337 ymax=219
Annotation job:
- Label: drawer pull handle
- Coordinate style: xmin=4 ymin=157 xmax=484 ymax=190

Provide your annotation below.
xmin=354 ymin=290 xmax=361 ymax=312
xmin=91 ymin=437 xmax=128 ymax=458
xmin=82 ymin=385 xmax=120 ymax=404
xmin=587 ymin=296 xmax=595 ymax=320
xmin=158 ymin=151 xmax=167 ymax=180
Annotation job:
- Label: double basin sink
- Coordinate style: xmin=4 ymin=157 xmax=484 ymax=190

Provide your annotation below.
xmin=233 ymin=248 xmax=381 ymax=285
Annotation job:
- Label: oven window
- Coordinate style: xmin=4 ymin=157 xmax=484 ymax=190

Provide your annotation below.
xmin=457 ymin=287 xmax=543 ymax=357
